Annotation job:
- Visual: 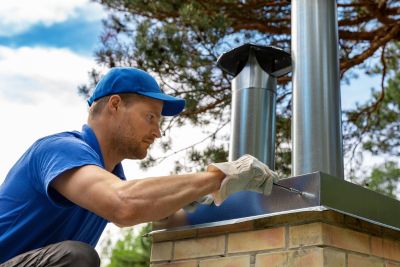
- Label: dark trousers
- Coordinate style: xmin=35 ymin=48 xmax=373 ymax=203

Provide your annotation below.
xmin=0 ymin=241 xmax=100 ymax=267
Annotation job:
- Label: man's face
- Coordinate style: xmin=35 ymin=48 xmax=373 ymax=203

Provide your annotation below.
xmin=114 ymin=95 xmax=163 ymax=160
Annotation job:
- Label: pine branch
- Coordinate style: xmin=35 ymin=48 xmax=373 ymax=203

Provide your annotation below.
xmin=153 ymin=121 xmax=229 ymax=163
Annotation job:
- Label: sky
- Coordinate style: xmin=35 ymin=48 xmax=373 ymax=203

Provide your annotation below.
xmin=0 ymin=0 xmax=389 ymax=258
xmin=0 ymin=0 xmax=102 ymax=171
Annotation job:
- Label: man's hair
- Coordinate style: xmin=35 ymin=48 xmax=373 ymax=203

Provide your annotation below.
xmin=89 ymin=93 xmax=138 ymax=118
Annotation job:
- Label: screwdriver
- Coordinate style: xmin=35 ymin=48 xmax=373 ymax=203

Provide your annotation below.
xmin=273 ymin=182 xmax=304 ymax=195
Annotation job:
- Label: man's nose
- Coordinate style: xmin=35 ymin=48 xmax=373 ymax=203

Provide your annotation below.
xmin=152 ymin=126 xmax=162 ymax=139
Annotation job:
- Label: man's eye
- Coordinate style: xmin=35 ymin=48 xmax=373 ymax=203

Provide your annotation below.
xmin=146 ymin=114 xmax=154 ymax=121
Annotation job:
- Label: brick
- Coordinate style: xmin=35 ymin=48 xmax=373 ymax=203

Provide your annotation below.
xmin=344 ymin=216 xmax=383 ymax=236
xmin=151 ymin=260 xmax=197 ymax=267
xmin=289 ymin=222 xmax=370 ymax=254
xmin=199 ymin=255 xmax=250 ymax=267
xmin=174 ymin=235 xmax=225 ymax=260
xmin=152 ymin=228 xmax=197 ymax=243
xmin=348 ymin=254 xmax=384 ymax=267
xmin=382 ymin=227 xmax=400 ymax=240
xmin=254 ymin=211 xmax=345 ymax=230
xmin=228 ymin=227 xmax=285 ymax=253
xmin=254 ymin=212 xmax=317 ymax=229
xmin=386 ymin=263 xmax=400 ymax=267
xmin=256 ymin=251 xmax=288 ymax=267
xmin=254 ymin=211 xmax=320 ymax=229
xmin=291 ymin=248 xmax=345 ymax=267
xmin=324 ymin=223 xmax=370 ymax=254
xmin=383 ymin=238 xmax=400 ymax=261
xmin=371 ymin=236 xmax=384 ymax=258
xmin=288 ymin=248 xmax=324 ymax=267
xmin=323 ymin=248 xmax=346 ymax=267
xmin=197 ymin=221 xmax=254 ymax=238
xmin=289 ymin=222 xmax=324 ymax=247
xmin=321 ymin=211 xmax=345 ymax=224
xmin=256 ymin=247 xmax=344 ymax=267
xmin=151 ymin=242 xmax=173 ymax=261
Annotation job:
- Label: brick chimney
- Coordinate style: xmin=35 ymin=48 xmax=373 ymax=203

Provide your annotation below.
xmin=150 ymin=210 xmax=400 ymax=267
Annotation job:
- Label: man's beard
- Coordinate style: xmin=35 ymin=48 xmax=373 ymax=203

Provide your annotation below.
xmin=122 ymin=138 xmax=148 ymax=159
xmin=112 ymin=133 xmax=148 ymax=160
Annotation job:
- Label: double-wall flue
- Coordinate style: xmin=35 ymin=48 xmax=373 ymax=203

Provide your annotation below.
xmin=217 ymin=44 xmax=291 ymax=169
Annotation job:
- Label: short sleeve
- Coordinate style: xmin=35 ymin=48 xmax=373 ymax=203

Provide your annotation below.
xmin=32 ymin=135 xmax=103 ymax=207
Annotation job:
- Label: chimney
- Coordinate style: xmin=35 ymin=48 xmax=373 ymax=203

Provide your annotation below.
xmin=217 ymin=43 xmax=291 ymax=167
xmin=150 ymin=2 xmax=400 ymax=266
xmin=291 ymin=0 xmax=344 ymax=179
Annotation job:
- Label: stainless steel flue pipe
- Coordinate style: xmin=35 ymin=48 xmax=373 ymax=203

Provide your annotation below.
xmin=217 ymin=44 xmax=291 ymax=168
xmin=291 ymin=0 xmax=344 ymax=179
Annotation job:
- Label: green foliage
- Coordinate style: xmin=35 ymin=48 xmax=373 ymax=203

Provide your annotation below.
xmin=175 ymin=144 xmax=229 ymax=173
xmin=106 ymin=224 xmax=152 ymax=267
xmin=354 ymin=161 xmax=400 ymax=199
xmin=344 ymin=75 xmax=400 ymax=152
xmin=362 ymin=77 xmax=399 ymax=155
xmin=84 ymin=0 xmax=399 ymax=180
xmin=343 ymin=42 xmax=400 ymax=178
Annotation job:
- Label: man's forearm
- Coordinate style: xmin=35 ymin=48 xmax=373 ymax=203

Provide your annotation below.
xmin=112 ymin=171 xmax=224 ymax=226
xmin=52 ymin=165 xmax=224 ymax=227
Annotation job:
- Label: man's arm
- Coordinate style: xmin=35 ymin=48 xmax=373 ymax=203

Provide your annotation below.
xmin=51 ymin=165 xmax=224 ymax=227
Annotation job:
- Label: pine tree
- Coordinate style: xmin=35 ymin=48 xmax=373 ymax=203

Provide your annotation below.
xmin=78 ymin=0 xmax=399 ymax=177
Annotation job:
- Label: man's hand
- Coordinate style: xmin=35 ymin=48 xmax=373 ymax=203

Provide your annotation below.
xmin=208 ymin=154 xmax=279 ymax=205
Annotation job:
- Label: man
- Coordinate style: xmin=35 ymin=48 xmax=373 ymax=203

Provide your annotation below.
xmin=0 ymin=67 xmax=276 ymax=266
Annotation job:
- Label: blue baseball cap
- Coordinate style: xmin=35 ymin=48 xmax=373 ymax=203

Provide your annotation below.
xmin=87 ymin=67 xmax=185 ymax=116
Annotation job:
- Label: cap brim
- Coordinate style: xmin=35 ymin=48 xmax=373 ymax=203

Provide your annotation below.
xmin=136 ymin=91 xmax=185 ymax=116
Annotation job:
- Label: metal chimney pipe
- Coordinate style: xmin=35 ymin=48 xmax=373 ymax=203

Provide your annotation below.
xmin=291 ymin=0 xmax=344 ymax=179
xmin=164 ymin=45 xmax=292 ymax=224
xmin=217 ymin=44 xmax=291 ymax=168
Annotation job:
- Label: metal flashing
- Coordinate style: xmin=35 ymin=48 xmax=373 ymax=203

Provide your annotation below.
xmin=152 ymin=172 xmax=400 ymax=234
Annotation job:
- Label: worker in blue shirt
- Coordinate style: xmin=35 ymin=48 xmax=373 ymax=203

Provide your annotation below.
xmin=0 ymin=67 xmax=276 ymax=266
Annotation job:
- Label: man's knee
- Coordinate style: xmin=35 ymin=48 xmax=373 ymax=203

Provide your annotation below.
xmin=1 ymin=241 xmax=100 ymax=267
xmin=57 ymin=240 xmax=100 ymax=267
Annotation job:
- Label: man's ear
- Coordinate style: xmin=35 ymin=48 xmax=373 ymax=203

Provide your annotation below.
xmin=107 ymin=95 xmax=122 ymax=113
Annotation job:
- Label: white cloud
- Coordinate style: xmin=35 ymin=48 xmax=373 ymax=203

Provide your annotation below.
xmin=0 ymin=46 xmax=99 ymax=103
xmin=0 ymin=45 xmax=100 ymax=180
xmin=0 ymin=86 xmax=88 ymax=179
xmin=0 ymin=0 xmax=105 ymax=36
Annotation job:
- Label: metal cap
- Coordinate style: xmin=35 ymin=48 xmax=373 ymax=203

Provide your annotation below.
xmin=217 ymin=43 xmax=292 ymax=78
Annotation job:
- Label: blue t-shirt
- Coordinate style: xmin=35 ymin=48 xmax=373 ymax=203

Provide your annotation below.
xmin=0 ymin=125 xmax=125 ymax=263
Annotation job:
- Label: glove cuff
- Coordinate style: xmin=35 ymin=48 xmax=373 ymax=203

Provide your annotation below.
xmin=207 ymin=162 xmax=238 ymax=177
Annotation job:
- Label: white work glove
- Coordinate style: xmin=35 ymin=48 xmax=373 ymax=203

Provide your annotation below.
xmin=208 ymin=154 xmax=279 ymax=205
xmin=183 ymin=194 xmax=214 ymax=213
